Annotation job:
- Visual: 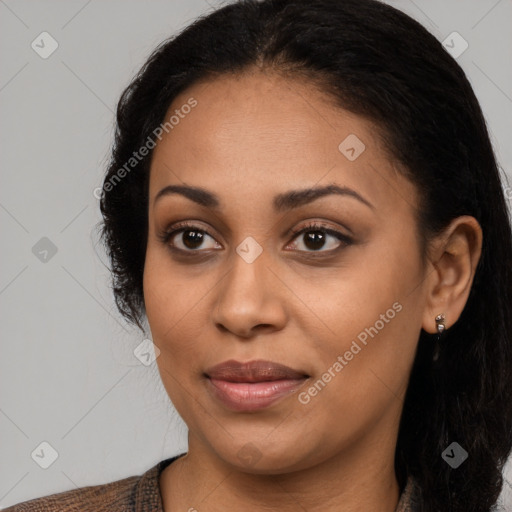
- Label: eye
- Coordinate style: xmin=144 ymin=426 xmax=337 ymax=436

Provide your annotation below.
xmin=157 ymin=220 xmax=353 ymax=255
xmin=157 ymin=222 xmax=221 ymax=252
xmin=286 ymin=222 xmax=353 ymax=253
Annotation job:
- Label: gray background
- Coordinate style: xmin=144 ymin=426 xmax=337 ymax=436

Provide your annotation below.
xmin=1 ymin=0 xmax=511 ymax=508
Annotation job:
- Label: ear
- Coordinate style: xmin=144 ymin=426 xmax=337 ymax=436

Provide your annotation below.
xmin=421 ymin=216 xmax=483 ymax=334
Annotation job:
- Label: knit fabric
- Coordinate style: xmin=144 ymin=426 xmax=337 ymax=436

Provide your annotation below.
xmin=4 ymin=453 xmax=420 ymax=511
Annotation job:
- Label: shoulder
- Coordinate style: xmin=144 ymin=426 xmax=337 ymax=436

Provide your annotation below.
xmin=0 ymin=455 xmax=189 ymax=512
xmin=395 ymin=476 xmax=422 ymax=512
xmin=2 ymin=473 xmax=140 ymax=512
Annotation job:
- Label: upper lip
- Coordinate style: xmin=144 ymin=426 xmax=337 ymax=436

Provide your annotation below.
xmin=205 ymin=359 xmax=309 ymax=382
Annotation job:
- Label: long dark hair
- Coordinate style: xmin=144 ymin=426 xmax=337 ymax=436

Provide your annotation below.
xmin=98 ymin=0 xmax=512 ymax=510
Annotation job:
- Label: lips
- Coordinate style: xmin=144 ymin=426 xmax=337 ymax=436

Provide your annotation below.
xmin=204 ymin=359 xmax=309 ymax=411
xmin=205 ymin=359 xmax=308 ymax=382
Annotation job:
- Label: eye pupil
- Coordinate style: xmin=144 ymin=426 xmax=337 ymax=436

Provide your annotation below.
xmin=304 ymin=231 xmax=325 ymax=250
xmin=183 ymin=229 xmax=204 ymax=249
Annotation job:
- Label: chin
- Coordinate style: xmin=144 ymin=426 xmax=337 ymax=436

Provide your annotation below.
xmin=211 ymin=437 xmax=324 ymax=475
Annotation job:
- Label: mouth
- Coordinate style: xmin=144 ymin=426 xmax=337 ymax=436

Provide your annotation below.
xmin=204 ymin=359 xmax=310 ymax=412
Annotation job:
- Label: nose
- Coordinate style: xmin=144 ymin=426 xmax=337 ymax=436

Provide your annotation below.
xmin=212 ymin=248 xmax=288 ymax=339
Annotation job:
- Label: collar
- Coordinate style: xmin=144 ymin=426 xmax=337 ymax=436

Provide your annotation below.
xmin=134 ymin=454 xmax=419 ymax=512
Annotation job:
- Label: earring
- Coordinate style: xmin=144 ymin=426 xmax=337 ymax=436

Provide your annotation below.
xmin=435 ymin=314 xmax=446 ymax=334
xmin=433 ymin=313 xmax=445 ymax=362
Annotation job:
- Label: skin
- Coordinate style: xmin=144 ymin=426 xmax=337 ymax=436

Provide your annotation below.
xmin=142 ymin=67 xmax=482 ymax=512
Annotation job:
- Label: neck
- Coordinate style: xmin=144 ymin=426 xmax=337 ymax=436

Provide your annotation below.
xmin=160 ymin=430 xmax=401 ymax=512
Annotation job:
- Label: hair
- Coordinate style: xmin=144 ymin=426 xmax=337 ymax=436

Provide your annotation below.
xmin=97 ymin=0 xmax=512 ymax=510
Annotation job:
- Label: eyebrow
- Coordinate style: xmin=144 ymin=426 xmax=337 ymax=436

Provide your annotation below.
xmin=153 ymin=183 xmax=375 ymax=212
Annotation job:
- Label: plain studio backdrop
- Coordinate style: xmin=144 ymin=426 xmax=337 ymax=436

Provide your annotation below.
xmin=1 ymin=0 xmax=511 ymax=509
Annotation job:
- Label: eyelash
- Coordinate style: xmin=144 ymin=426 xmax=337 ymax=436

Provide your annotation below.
xmin=157 ymin=220 xmax=353 ymax=256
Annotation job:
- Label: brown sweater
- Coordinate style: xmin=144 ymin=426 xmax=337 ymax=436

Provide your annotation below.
xmin=3 ymin=453 xmax=420 ymax=511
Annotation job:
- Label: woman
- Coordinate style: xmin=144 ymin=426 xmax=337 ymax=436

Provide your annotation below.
xmin=6 ymin=0 xmax=512 ymax=510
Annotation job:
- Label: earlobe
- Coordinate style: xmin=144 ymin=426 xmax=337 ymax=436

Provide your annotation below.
xmin=421 ymin=216 xmax=483 ymax=334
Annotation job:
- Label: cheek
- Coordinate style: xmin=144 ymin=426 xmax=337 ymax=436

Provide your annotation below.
xmin=293 ymin=297 xmax=419 ymax=453
xmin=144 ymin=245 xmax=194 ymax=333
xmin=300 ymin=287 xmax=413 ymax=398
xmin=292 ymin=233 xmax=422 ymax=412
xmin=143 ymin=254 xmax=207 ymax=418
xmin=143 ymin=245 xmax=219 ymax=367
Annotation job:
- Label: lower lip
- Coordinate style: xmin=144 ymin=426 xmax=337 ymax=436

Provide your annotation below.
xmin=206 ymin=377 xmax=307 ymax=411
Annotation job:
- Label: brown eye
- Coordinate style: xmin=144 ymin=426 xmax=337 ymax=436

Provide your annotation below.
xmin=300 ymin=231 xmax=328 ymax=251
xmin=157 ymin=222 xmax=222 ymax=252
xmin=177 ymin=229 xmax=207 ymax=250
xmin=287 ymin=222 xmax=352 ymax=253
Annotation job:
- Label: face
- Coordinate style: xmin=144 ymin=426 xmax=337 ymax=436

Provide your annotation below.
xmin=143 ymin=68 xmax=428 ymax=474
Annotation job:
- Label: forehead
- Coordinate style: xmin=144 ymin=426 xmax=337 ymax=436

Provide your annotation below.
xmin=149 ymin=69 xmax=417 ymax=217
